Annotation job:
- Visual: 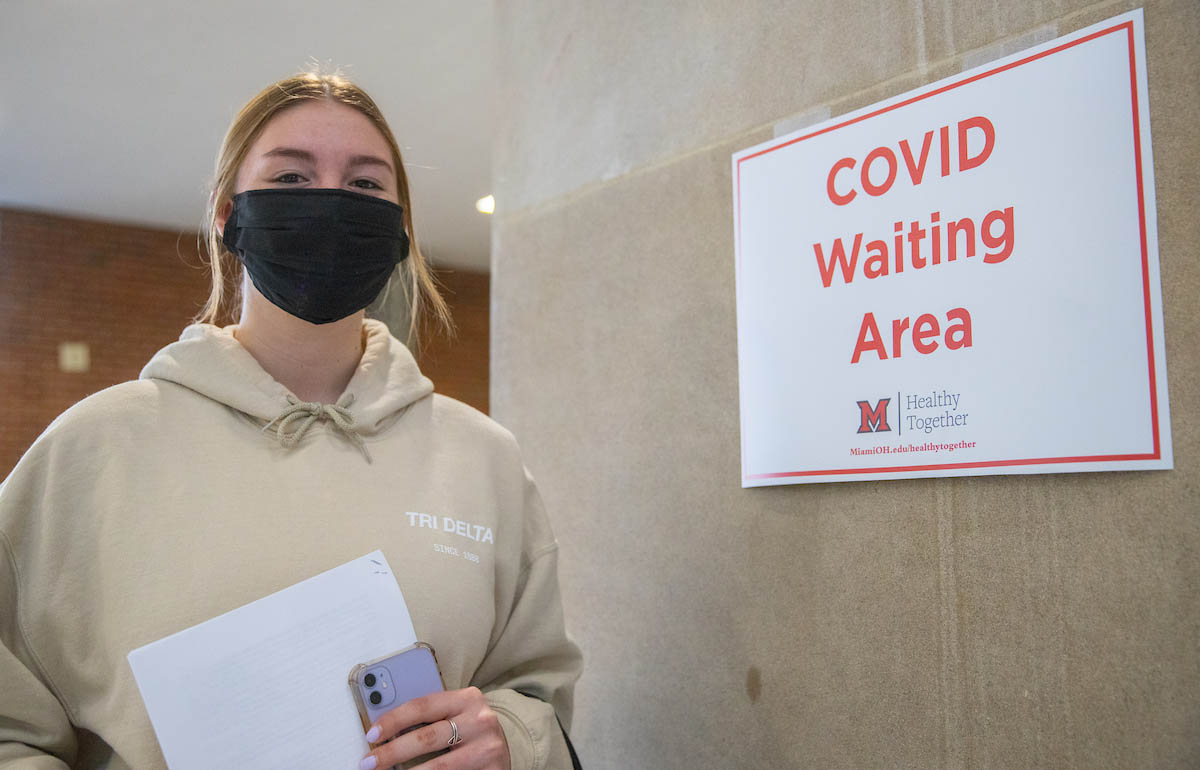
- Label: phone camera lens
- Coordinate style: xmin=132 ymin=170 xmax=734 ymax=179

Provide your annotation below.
xmin=364 ymin=673 xmax=376 ymax=687
xmin=369 ymin=691 xmax=382 ymax=705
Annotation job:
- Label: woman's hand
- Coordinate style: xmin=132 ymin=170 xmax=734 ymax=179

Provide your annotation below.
xmin=359 ymin=686 xmax=511 ymax=770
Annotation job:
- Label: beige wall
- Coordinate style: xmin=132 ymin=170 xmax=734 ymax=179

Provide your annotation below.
xmin=490 ymin=2 xmax=1198 ymax=768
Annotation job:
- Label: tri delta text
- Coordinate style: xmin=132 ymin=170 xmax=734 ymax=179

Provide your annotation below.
xmin=905 ymin=389 xmax=967 ymax=434
xmin=814 ymin=115 xmax=1015 ymax=364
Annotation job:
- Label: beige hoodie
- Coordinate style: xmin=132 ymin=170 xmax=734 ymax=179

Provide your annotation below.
xmin=0 ymin=319 xmax=581 ymax=769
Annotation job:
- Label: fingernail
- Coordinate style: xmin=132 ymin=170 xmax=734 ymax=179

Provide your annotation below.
xmin=359 ymin=756 xmax=377 ymax=770
xmin=365 ymin=725 xmax=381 ymax=743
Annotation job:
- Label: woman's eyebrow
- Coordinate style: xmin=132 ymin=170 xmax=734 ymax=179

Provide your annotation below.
xmin=261 ymin=147 xmax=317 ymax=164
xmin=260 ymin=147 xmax=393 ymax=176
xmin=348 ymin=154 xmax=394 ymax=175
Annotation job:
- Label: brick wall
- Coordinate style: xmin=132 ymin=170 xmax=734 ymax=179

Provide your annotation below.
xmin=417 ymin=268 xmax=490 ymax=415
xmin=0 ymin=208 xmax=489 ymax=478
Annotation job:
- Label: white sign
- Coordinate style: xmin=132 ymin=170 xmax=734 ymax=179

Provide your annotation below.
xmin=732 ymin=9 xmax=1172 ymax=486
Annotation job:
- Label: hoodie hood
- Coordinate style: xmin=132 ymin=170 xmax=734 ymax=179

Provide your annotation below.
xmin=139 ymin=318 xmax=433 ymax=436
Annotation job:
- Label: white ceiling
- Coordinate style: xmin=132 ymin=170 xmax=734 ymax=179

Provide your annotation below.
xmin=0 ymin=0 xmax=495 ymax=272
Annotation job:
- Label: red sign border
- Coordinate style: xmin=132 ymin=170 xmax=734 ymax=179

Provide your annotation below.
xmin=735 ymin=19 xmax=1161 ymax=482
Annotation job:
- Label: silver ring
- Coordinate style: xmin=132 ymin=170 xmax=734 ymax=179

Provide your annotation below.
xmin=447 ymin=719 xmax=463 ymax=747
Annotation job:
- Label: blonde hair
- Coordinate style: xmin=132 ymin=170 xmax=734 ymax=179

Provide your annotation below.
xmin=196 ymin=69 xmax=452 ymax=349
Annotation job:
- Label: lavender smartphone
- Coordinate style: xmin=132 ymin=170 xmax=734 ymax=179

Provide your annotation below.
xmin=349 ymin=642 xmax=446 ymax=743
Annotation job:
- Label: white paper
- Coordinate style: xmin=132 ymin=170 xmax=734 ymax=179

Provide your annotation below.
xmin=128 ymin=551 xmax=416 ymax=769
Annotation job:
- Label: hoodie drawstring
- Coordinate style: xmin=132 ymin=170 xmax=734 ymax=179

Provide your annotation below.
xmin=262 ymin=393 xmax=373 ymax=464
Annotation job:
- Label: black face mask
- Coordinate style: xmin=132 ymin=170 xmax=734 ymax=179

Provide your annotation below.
xmin=221 ymin=188 xmax=410 ymax=325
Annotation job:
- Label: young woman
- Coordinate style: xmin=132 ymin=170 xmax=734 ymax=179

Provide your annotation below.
xmin=0 ymin=72 xmax=581 ymax=770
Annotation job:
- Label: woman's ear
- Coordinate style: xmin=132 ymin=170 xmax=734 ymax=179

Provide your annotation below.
xmin=215 ymin=199 xmax=233 ymax=238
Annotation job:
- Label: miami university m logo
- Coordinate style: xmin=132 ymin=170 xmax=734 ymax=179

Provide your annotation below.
xmin=856 ymin=398 xmax=891 ymax=433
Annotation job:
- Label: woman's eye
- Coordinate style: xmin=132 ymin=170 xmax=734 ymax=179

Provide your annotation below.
xmin=352 ymin=179 xmax=381 ymax=190
xmin=273 ymin=173 xmax=303 ymax=184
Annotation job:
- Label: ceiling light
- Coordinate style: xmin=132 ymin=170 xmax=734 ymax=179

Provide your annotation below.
xmin=475 ymin=195 xmax=495 ymax=215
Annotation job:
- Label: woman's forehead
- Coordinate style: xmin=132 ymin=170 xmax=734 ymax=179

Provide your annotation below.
xmin=248 ymin=100 xmax=392 ymax=162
